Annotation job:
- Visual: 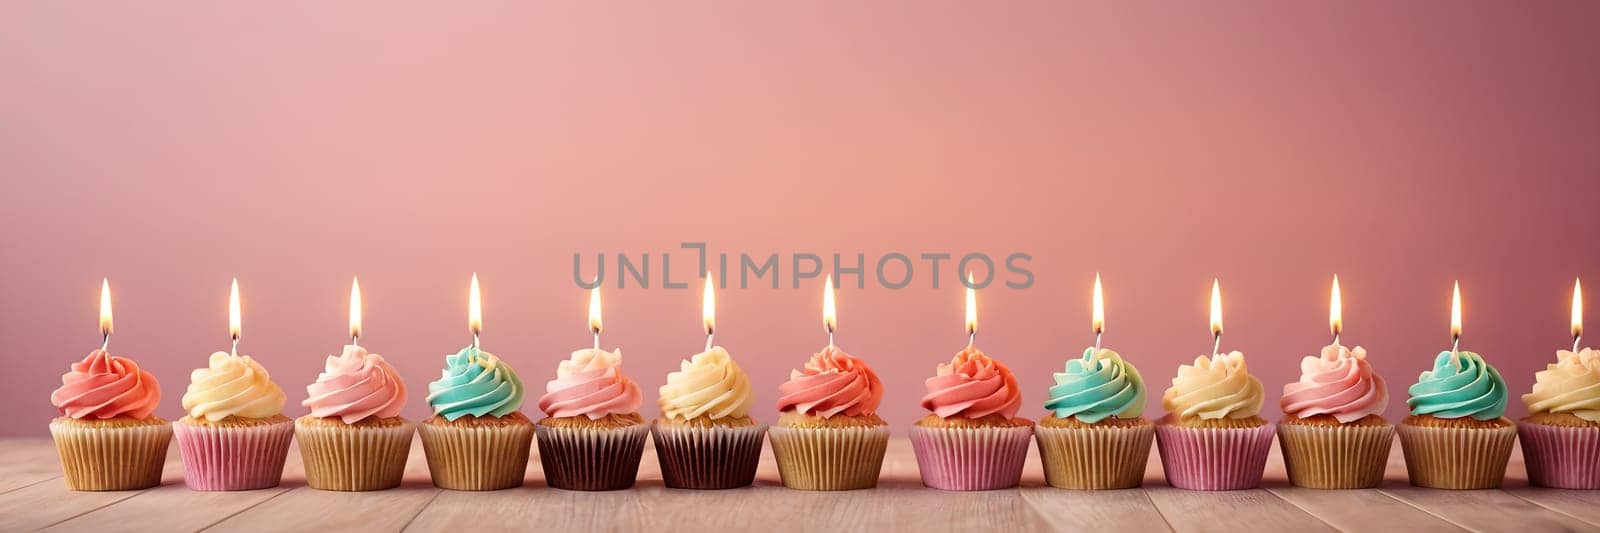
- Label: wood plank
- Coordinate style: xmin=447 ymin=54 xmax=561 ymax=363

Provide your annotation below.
xmin=1259 ymin=436 xmax=1463 ymax=532
xmin=0 ymin=441 xmax=180 ymax=531
xmin=205 ymin=436 xmax=439 ymax=532
xmin=46 ymin=439 xmax=298 ymax=532
xmin=0 ymin=437 xmax=65 ymax=493
xmin=1501 ymin=487 xmax=1600 ymax=528
xmin=1380 ymin=483 xmax=1597 ymax=533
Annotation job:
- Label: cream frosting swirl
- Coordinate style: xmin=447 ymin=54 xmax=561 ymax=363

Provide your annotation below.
xmin=1280 ymin=344 xmax=1388 ymax=422
xmin=777 ymin=345 xmax=884 ymax=417
xmin=537 ymin=348 xmax=642 ymax=419
xmin=302 ymin=345 xmax=408 ymax=423
xmin=182 ymin=351 xmax=288 ymax=422
xmin=1522 ymin=348 xmax=1600 ymax=422
xmin=51 ymin=349 xmax=162 ymax=420
xmin=659 ymin=346 xmax=754 ymax=421
xmin=1161 ymin=351 xmax=1265 ymax=420
xmin=920 ymin=346 xmax=1022 ymax=419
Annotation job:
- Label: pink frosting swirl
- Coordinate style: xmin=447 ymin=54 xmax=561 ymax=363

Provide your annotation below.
xmin=920 ymin=346 xmax=1022 ymax=419
xmin=51 ymin=349 xmax=162 ymax=420
xmin=302 ymin=345 xmax=408 ymax=423
xmin=1280 ymin=344 xmax=1388 ymax=423
xmin=537 ymin=348 xmax=642 ymax=419
xmin=777 ymin=345 xmax=884 ymax=417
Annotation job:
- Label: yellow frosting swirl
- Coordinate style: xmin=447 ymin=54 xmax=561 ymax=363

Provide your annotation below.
xmin=658 ymin=346 xmax=754 ymax=421
xmin=1161 ymin=351 xmax=1264 ymax=420
xmin=182 ymin=351 xmax=287 ymax=421
xmin=1523 ymin=348 xmax=1600 ymax=422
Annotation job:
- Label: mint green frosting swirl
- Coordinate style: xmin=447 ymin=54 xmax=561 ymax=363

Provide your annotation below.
xmin=426 ymin=346 xmax=525 ymax=421
xmin=1406 ymin=350 xmax=1507 ymax=420
xmin=1044 ymin=347 xmax=1146 ymax=423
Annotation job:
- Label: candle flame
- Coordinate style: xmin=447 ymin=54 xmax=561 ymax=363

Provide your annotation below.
xmin=349 ymin=277 xmax=362 ymax=340
xmin=1330 ymin=274 xmax=1342 ymax=339
xmin=702 ymin=273 xmax=716 ymax=336
xmin=469 ymin=273 xmax=482 ymax=336
xmin=965 ymin=273 xmax=977 ymax=337
xmin=1450 ymin=281 xmax=1462 ymax=342
xmin=229 ymin=278 xmax=241 ymax=342
xmin=823 ymin=274 xmax=836 ymax=334
xmin=1091 ymin=273 xmax=1105 ymax=335
xmin=589 ymin=285 xmax=603 ymax=336
xmin=99 ymin=278 xmax=113 ymax=339
xmin=1209 ymin=279 xmax=1223 ymax=337
xmin=1574 ymin=278 xmax=1583 ymax=341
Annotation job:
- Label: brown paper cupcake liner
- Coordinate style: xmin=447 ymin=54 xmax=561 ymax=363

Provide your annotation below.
xmin=1276 ymin=422 xmax=1393 ymax=489
xmin=49 ymin=418 xmax=172 ymax=491
xmin=1396 ymin=421 xmax=1515 ymax=489
xmin=418 ymin=418 xmax=534 ymax=491
xmin=1035 ymin=423 xmax=1154 ymax=490
xmin=295 ymin=417 xmax=416 ymax=492
xmin=767 ymin=424 xmax=890 ymax=491
xmin=651 ymin=422 xmax=767 ymax=489
xmin=536 ymin=422 xmax=650 ymax=491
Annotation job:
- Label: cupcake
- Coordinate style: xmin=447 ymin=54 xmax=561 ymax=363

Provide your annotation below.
xmin=49 ymin=349 xmax=171 ymax=491
xmin=418 ymin=346 xmax=533 ymax=491
xmin=1278 ymin=344 xmax=1392 ymax=488
xmin=1520 ymin=348 xmax=1600 ymax=488
xmin=297 ymin=345 xmax=413 ymax=491
xmin=655 ymin=346 xmax=764 ymax=489
xmin=535 ymin=348 xmax=646 ymax=491
xmin=1398 ymin=351 xmax=1513 ymax=489
xmin=175 ymin=351 xmax=293 ymax=491
xmin=1155 ymin=352 xmax=1272 ymax=491
xmin=770 ymin=345 xmax=888 ymax=491
xmin=1036 ymin=347 xmax=1152 ymax=490
xmin=911 ymin=346 xmax=1032 ymax=491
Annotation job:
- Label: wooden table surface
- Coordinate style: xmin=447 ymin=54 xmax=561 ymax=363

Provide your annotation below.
xmin=3 ymin=434 xmax=1598 ymax=533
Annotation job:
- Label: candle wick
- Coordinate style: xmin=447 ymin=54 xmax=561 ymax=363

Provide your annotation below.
xmin=472 ymin=332 xmax=480 ymax=350
xmin=1212 ymin=332 xmax=1222 ymax=357
xmin=1332 ymin=333 xmax=1340 ymax=347
xmin=1449 ymin=335 xmax=1461 ymax=370
xmin=967 ymin=331 xmax=975 ymax=349
xmin=593 ymin=331 xmax=600 ymax=351
xmin=1094 ymin=331 xmax=1102 ymax=351
xmin=231 ymin=335 xmax=239 ymax=357
xmin=704 ymin=332 xmax=714 ymax=352
xmin=828 ymin=330 xmax=834 ymax=349
xmin=1575 ymin=334 xmax=1582 ymax=353
xmin=351 ymin=334 xmax=359 ymax=348
xmin=101 ymin=333 xmax=110 ymax=352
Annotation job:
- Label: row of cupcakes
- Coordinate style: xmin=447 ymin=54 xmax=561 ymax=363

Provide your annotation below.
xmin=48 ymin=275 xmax=1599 ymax=492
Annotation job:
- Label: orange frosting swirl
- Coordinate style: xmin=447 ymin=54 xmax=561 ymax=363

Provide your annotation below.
xmin=919 ymin=346 xmax=1021 ymax=419
xmin=51 ymin=349 xmax=162 ymax=420
xmin=777 ymin=345 xmax=884 ymax=417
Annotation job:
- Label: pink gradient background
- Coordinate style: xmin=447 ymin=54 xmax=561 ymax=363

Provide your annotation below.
xmin=3 ymin=2 xmax=1598 ymax=436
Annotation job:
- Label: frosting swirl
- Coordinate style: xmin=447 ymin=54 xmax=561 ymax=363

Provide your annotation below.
xmin=1280 ymin=344 xmax=1388 ymax=423
xmin=51 ymin=349 xmax=162 ymax=420
xmin=426 ymin=346 xmax=525 ymax=421
xmin=302 ymin=345 xmax=408 ymax=423
xmin=1523 ymin=348 xmax=1600 ymax=422
xmin=1044 ymin=347 xmax=1145 ymax=423
xmin=659 ymin=346 xmax=754 ymax=421
xmin=1161 ymin=351 xmax=1265 ymax=420
xmin=1407 ymin=351 xmax=1507 ymax=420
xmin=182 ymin=351 xmax=288 ymax=422
xmin=777 ymin=345 xmax=884 ymax=417
xmin=920 ymin=346 xmax=1022 ymax=419
xmin=537 ymin=348 xmax=642 ymax=419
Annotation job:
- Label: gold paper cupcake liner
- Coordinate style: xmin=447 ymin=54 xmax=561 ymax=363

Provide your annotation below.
xmin=1276 ymin=422 xmax=1393 ymax=489
xmin=418 ymin=418 xmax=534 ymax=491
xmin=49 ymin=418 xmax=172 ymax=491
xmin=767 ymin=424 xmax=889 ymax=491
xmin=1396 ymin=421 xmax=1515 ymax=489
xmin=1034 ymin=422 xmax=1154 ymax=490
xmin=295 ymin=417 xmax=416 ymax=492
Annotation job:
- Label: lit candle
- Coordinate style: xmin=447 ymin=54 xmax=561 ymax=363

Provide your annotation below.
xmin=1329 ymin=275 xmax=1343 ymax=346
xmin=1449 ymin=280 xmax=1462 ymax=369
xmin=229 ymin=278 xmax=242 ymax=356
xmin=349 ymin=276 xmax=363 ymax=346
xmin=1092 ymin=273 xmax=1104 ymax=349
xmin=824 ymin=274 xmax=837 ymax=347
xmin=965 ymin=273 xmax=977 ymax=347
xmin=703 ymin=273 xmax=716 ymax=351
xmin=1210 ymin=279 xmax=1224 ymax=356
xmin=469 ymin=273 xmax=483 ymax=349
xmin=590 ymin=284 xmax=603 ymax=350
xmin=99 ymin=278 xmax=113 ymax=350
xmin=1573 ymin=278 xmax=1583 ymax=353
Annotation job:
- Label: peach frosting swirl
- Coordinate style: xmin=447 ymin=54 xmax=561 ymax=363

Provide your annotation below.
xmin=537 ymin=348 xmax=642 ymax=419
xmin=51 ymin=349 xmax=162 ymax=420
xmin=919 ymin=346 xmax=1022 ymax=419
xmin=1280 ymin=344 xmax=1388 ymax=423
xmin=777 ymin=345 xmax=884 ymax=418
xmin=302 ymin=345 xmax=408 ymax=423
xmin=1161 ymin=351 xmax=1265 ymax=420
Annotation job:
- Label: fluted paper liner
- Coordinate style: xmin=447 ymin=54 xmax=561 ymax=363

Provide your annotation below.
xmin=295 ymin=418 xmax=415 ymax=492
xmin=418 ymin=419 xmax=533 ymax=491
xmin=1155 ymin=423 xmax=1274 ymax=491
xmin=49 ymin=419 xmax=172 ymax=491
xmin=1396 ymin=422 xmax=1514 ymax=489
xmin=1517 ymin=422 xmax=1600 ymax=489
xmin=767 ymin=424 xmax=889 ymax=491
xmin=536 ymin=423 xmax=649 ymax=491
xmin=1035 ymin=423 xmax=1154 ymax=490
xmin=909 ymin=424 xmax=1032 ymax=491
xmin=1276 ymin=423 xmax=1393 ymax=489
xmin=652 ymin=422 xmax=767 ymax=489
xmin=174 ymin=419 xmax=294 ymax=491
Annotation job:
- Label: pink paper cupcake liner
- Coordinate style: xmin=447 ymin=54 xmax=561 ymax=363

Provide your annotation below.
xmin=535 ymin=423 xmax=650 ymax=491
xmin=909 ymin=424 xmax=1033 ymax=491
xmin=174 ymin=419 xmax=294 ymax=491
xmin=1518 ymin=422 xmax=1600 ymax=489
xmin=1155 ymin=423 xmax=1274 ymax=491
